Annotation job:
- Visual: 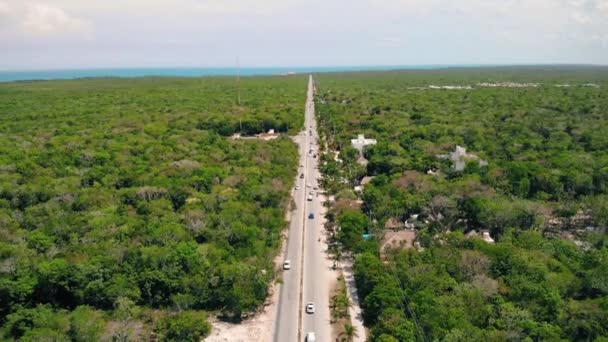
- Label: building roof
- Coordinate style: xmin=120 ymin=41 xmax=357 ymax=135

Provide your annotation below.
xmin=360 ymin=176 xmax=374 ymax=186
xmin=257 ymin=129 xmax=279 ymax=140
xmin=380 ymin=230 xmax=417 ymax=253
xmin=385 ymin=217 xmax=405 ymax=230
xmin=465 ymin=230 xmax=495 ymax=243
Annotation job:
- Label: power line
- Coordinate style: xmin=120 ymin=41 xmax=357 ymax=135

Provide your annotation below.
xmin=388 ymin=253 xmax=427 ymax=342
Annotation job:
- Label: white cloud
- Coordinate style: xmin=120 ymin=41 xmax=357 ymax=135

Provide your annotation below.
xmin=0 ymin=1 xmax=11 ymax=16
xmin=192 ymin=0 xmax=292 ymax=15
xmin=572 ymin=11 xmax=592 ymax=23
xmin=376 ymin=36 xmax=403 ymax=47
xmin=0 ymin=0 xmax=607 ymax=69
xmin=22 ymin=3 xmax=91 ymax=36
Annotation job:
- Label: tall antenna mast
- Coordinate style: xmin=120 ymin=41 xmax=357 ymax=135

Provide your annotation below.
xmin=236 ymin=56 xmax=241 ymax=106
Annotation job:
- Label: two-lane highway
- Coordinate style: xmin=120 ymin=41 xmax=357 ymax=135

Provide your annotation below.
xmin=274 ymin=76 xmax=333 ymax=342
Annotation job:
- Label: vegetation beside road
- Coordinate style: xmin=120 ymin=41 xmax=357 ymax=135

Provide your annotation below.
xmin=330 ymin=275 xmax=358 ymax=341
xmin=315 ymin=67 xmax=608 ymax=341
xmin=0 ymin=75 xmax=306 ymax=340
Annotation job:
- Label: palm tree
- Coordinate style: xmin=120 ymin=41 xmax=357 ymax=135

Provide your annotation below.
xmin=336 ymin=292 xmax=351 ymax=318
xmin=340 ymin=322 xmax=358 ymax=342
xmin=330 ymin=294 xmax=341 ymax=323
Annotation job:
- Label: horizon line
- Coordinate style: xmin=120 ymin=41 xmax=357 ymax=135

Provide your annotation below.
xmin=2 ymin=63 xmax=607 ymax=73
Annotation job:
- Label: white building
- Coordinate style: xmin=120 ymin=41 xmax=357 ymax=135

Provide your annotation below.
xmin=450 ymin=145 xmax=468 ymax=172
xmin=438 ymin=145 xmax=487 ymax=172
xmin=351 ymin=134 xmax=377 ymax=153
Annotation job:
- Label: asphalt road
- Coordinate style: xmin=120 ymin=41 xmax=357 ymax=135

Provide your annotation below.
xmin=274 ymin=76 xmax=332 ymax=342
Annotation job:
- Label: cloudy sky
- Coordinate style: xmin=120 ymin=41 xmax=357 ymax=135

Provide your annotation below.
xmin=0 ymin=0 xmax=607 ymax=70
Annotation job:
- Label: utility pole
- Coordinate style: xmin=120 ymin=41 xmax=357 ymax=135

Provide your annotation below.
xmin=236 ymin=56 xmax=241 ymax=106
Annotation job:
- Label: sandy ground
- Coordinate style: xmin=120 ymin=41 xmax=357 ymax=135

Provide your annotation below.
xmin=342 ymin=257 xmax=367 ymax=342
xmin=206 ymin=308 xmax=275 ymax=342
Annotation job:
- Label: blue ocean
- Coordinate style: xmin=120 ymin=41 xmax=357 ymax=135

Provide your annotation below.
xmin=0 ymin=65 xmax=456 ymax=83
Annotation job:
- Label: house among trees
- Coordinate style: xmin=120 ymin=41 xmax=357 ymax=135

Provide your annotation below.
xmin=465 ymin=230 xmax=495 ymax=243
xmin=256 ymin=129 xmax=279 ymax=140
xmin=360 ymin=176 xmax=374 ymax=187
xmin=380 ymin=229 xmax=418 ymax=258
xmin=354 ymin=176 xmax=375 ymax=192
xmin=357 ymin=154 xmax=369 ymax=166
xmin=385 ymin=217 xmax=405 ymax=230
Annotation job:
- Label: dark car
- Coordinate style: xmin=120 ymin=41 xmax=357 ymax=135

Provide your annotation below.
xmin=300 ymin=174 xmax=304 ymax=179
xmin=308 ymin=213 xmax=315 ymax=219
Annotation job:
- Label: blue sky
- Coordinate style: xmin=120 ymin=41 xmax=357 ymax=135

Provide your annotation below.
xmin=0 ymin=0 xmax=607 ymax=70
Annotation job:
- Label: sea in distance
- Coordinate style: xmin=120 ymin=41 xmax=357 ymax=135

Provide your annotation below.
xmin=0 ymin=65 xmax=474 ymax=83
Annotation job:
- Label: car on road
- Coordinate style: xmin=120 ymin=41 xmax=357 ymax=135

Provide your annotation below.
xmin=313 ymin=186 xmax=318 ymax=190
xmin=307 ymin=195 xmax=313 ymax=201
xmin=300 ymin=173 xmax=304 ymax=179
xmin=295 ymin=185 xmax=300 ymax=190
xmin=305 ymin=332 xmax=316 ymax=342
xmin=305 ymin=302 xmax=315 ymax=314
xmin=308 ymin=213 xmax=315 ymax=219
xmin=283 ymin=260 xmax=291 ymax=270
xmin=309 ymin=191 xmax=314 ymax=195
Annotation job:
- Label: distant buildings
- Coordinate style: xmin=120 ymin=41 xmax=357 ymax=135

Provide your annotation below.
xmin=477 ymin=82 xmax=539 ymax=88
xmin=428 ymin=85 xmax=472 ymax=90
xmin=231 ymin=129 xmax=279 ymax=141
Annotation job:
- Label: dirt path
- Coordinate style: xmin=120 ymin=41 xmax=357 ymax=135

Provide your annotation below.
xmin=342 ymin=256 xmax=367 ymax=341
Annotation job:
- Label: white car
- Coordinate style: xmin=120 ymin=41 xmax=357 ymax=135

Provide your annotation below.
xmin=295 ymin=185 xmax=300 ymax=190
xmin=283 ymin=260 xmax=291 ymax=270
xmin=305 ymin=332 xmax=316 ymax=342
xmin=305 ymin=302 xmax=315 ymax=314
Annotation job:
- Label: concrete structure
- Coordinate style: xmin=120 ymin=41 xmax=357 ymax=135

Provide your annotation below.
xmin=451 ymin=146 xmax=468 ymax=171
xmin=257 ymin=129 xmax=279 ymax=141
xmin=360 ymin=176 xmax=375 ymax=186
xmin=465 ymin=230 xmax=495 ymax=244
xmin=351 ymin=134 xmax=377 ymax=153
xmin=482 ymin=231 xmax=495 ymax=244
xmin=438 ymin=145 xmax=487 ymax=172
xmin=405 ymin=214 xmax=420 ymax=229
